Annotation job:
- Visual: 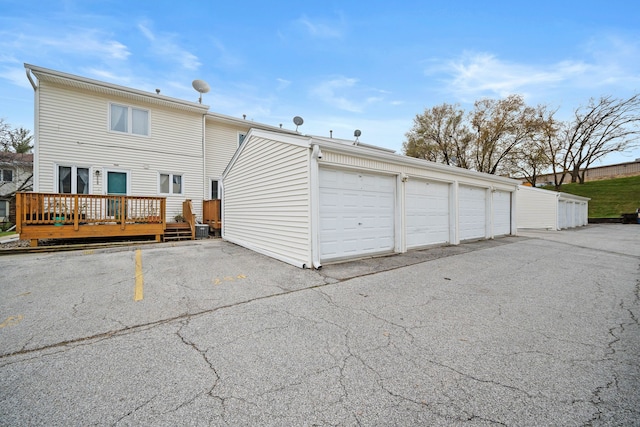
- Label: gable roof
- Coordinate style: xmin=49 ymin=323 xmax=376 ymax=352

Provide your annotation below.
xmin=0 ymin=152 xmax=33 ymax=167
xmin=25 ymin=63 xmax=210 ymax=114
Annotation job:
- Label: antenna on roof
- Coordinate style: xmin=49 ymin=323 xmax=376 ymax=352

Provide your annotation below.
xmin=354 ymin=129 xmax=361 ymax=145
xmin=192 ymin=79 xmax=210 ymax=104
xmin=293 ymin=116 xmax=304 ymax=132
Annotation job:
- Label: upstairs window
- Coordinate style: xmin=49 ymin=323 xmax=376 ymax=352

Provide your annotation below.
xmin=110 ymin=103 xmax=149 ymax=136
xmin=1 ymin=169 xmax=13 ymax=182
xmin=159 ymin=173 xmax=182 ymax=195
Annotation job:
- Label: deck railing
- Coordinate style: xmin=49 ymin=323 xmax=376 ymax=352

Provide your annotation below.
xmin=182 ymin=199 xmax=196 ymax=240
xmin=15 ymin=192 xmax=167 ymax=246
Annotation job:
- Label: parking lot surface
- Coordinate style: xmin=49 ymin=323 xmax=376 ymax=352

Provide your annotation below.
xmin=1 ymin=224 xmax=639 ymax=426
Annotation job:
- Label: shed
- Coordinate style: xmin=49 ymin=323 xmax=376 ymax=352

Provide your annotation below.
xmin=222 ymin=129 xmax=520 ymax=268
xmin=516 ymin=185 xmax=589 ymax=230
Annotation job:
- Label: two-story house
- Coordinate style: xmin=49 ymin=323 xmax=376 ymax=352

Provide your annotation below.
xmin=24 ymin=64 xmax=296 ymax=223
xmin=0 ymin=152 xmax=33 ymax=226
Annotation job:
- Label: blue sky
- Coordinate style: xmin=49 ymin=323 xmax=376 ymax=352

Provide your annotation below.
xmin=1 ymin=0 xmax=639 ymax=165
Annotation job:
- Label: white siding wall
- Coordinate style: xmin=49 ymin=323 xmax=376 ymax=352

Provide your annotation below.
xmin=516 ymin=186 xmax=558 ymax=229
xmin=223 ymin=136 xmax=311 ymax=267
xmin=205 ymin=121 xmax=251 ymax=180
xmin=36 ymin=81 xmax=204 ymax=221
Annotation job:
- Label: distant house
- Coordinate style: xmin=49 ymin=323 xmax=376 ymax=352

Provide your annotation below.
xmin=0 ymin=152 xmax=33 ymax=225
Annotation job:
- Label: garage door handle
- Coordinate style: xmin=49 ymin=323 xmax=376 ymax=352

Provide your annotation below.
xmin=358 ymin=222 xmax=362 ymax=225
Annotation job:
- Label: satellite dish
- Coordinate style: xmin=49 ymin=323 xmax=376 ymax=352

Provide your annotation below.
xmin=192 ymin=79 xmax=210 ymax=103
xmin=293 ymin=116 xmax=304 ymax=132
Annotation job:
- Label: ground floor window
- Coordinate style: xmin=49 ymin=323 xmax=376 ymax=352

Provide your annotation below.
xmin=0 ymin=200 xmax=8 ymax=219
xmin=58 ymin=165 xmax=89 ymax=194
xmin=159 ymin=173 xmax=182 ymax=195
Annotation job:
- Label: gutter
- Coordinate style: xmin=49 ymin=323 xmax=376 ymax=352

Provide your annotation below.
xmin=25 ymin=67 xmax=38 ymax=90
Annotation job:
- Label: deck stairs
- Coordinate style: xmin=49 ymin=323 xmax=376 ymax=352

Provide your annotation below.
xmin=163 ymin=222 xmax=193 ymax=242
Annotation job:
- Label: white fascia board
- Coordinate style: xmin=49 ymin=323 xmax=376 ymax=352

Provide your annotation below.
xmin=220 ymin=129 xmax=311 ymax=180
xmin=205 ymin=113 xmax=299 ymax=135
xmin=313 ymin=137 xmax=521 ymax=187
xmin=558 ymin=192 xmax=591 ymax=202
xmin=25 ymin=63 xmax=209 ymax=114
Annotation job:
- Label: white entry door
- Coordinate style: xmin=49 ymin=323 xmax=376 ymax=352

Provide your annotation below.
xmin=319 ymin=168 xmax=395 ymax=261
xmin=405 ymin=179 xmax=450 ymax=248
xmin=492 ymin=190 xmax=511 ymax=236
xmin=459 ymin=185 xmax=487 ymax=240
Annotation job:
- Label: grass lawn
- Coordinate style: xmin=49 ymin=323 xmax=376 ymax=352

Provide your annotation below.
xmin=545 ymin=175 xmax=640 ymax=218
xmin=0 ymin=231 xmax=17 ymax=238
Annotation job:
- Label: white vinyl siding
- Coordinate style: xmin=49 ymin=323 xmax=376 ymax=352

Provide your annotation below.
xmin=205 ymin=121 xmax=252 ymax=179
xmin=405 ymin=179 xmax=450 ymax=248
xmin=36 ymin=80 xmax=204 ymax=221
xmin=223 ymin=136 xmax=311 ymax=267
xmin=517 ymin=186 xmax=589 ymax=230
xmin=319 ymin=168 xmax=395 ymax=261
xmin=516 ymin=186 xmax=558 ymax=230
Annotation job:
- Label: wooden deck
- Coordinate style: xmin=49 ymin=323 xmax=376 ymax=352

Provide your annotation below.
xmin=16 ymin=193 xmax=167 ymax=247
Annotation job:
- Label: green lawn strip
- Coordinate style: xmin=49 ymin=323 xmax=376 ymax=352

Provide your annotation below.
xmin=544 ymin=175 xmax=640 ymax=218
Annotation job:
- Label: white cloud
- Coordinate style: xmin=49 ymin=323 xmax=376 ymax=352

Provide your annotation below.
xmin=432 ymin=34 xmax=640 ymax=103
xmin=310 ymin=77 xmax=363 ymax=112
xmin=296 ymin=14 xmax=344 ymax=39
xmin=0 ymin=65 xmax=32 ymax=89
xmin=137 ymin=22 xmax=200 ymax=70
xmin=276 ymin=78 xmax=291 ymax=90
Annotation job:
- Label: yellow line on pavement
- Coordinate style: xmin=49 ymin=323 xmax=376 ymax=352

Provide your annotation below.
xmin=134 ymin=249 xmax=143 ymax=301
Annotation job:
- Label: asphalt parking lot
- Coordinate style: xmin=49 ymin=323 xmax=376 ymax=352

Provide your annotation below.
xmin=1 ymin=224 xmax=639 ymax=426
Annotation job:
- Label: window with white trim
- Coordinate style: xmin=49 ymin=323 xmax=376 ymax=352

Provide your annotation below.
xmin=0 ymin=200 xmax=8 ymax=219
xmin=159 ymin=173 xmax=182 ymax=195
xmin=211 ymin=179 xmax=219 ymax=200
xmin=0 ymin=169 xmax=13 ymax=182
xmin=110 ymin=103 xmax=149 ymax=136
xmin=58 ymin=165 xmax=89 ymax=194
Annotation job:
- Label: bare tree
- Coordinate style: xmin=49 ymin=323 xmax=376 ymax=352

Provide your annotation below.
xmin=403 ymin=103 xmax=472 ymax=168
xmin=470 ymin=95 xmax=545 ymax=175
xmin=561 ymin=94 xmax=640 ymax=184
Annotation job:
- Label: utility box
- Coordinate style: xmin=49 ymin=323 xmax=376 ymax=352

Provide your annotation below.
xmin=195 ymin=224 xmax=209 ymax=239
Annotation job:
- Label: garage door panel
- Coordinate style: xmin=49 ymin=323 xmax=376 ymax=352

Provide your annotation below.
xmin=492 ymin=191 xmax=511 ymax=236
xmin=459 ymin=185 xmax=486 ymax=240
xmin=320 ymin=168 xmax=395 ymax=261
xmin=406 ymin=180 xmax=450 ymax=248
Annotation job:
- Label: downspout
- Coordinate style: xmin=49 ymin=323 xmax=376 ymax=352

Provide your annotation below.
xmin=310 ymin=144 xmax=322 ymax=269
xmin=25 ymin=66 xmax=39 ymax=192
xmin=202 ymin=113 xmax=206 ymax=203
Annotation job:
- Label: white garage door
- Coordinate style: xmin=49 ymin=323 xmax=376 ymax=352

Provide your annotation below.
xmin=558 ymin=201 xmax=568 ymax=229
xmin=459 ymin=185 xmax=487 ymax=240
xmin=405 ymin=180 xmax=450 ymax=248
xmin=319 ymin=168 xmax=395 ymax=261
xmin=492 ymin=190 xmax=511 ymax=236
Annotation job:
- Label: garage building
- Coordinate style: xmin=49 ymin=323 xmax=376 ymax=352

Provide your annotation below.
xmin=222 ymin=129 xmax=520 ymax=268
xmin=516 ymin=185 xmax=589 ymax=230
